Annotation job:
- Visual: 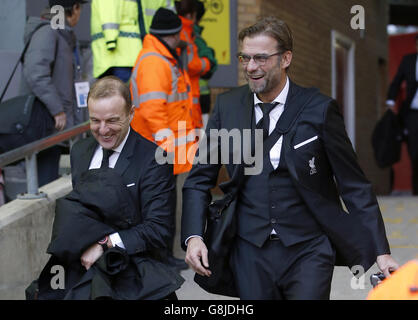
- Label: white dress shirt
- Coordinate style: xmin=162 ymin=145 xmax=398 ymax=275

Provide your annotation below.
xmin=88 ymin=128 xmax=131 ymax=249
xmin=253 ymin=76 xmax=289 ymax=170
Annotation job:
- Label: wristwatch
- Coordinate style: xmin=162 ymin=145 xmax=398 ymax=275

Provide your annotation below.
xmin=98 ymin=236 xmax=109 ymax=252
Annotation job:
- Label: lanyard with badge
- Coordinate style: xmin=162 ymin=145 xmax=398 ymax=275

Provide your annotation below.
xmin=74 ymin=47 xmax=89 ymax=108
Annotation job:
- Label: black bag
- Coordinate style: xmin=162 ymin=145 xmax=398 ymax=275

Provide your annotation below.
xmin=0 ymin=95 xmax=54 ymax=154
xmin=371 ymin=109 xmax=403 ymax=168
xmin=193 ymin=165 xmax=246 ymax=298
xmin=0 ymin=23 xmax=54 ymax=154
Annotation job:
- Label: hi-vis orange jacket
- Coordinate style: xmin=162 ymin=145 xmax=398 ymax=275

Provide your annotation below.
xmin=130 ymin=34 xmax=198 ymax=175
xmin=178 ymin=16 xmax=211 ymax=129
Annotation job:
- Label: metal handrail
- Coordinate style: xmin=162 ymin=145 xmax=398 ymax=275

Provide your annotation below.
xmin=0 ymin=121 xmax=90 ymax=198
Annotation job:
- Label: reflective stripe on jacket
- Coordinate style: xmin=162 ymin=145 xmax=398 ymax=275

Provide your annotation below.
xmin=91 ymin=0 xmax=141 ymax=78
xmin=130 ymin=34 xmax=197 ymax=175
xmin=178 ymin=16 xmax=211 ymax=129
xmin=141 ymin=0 xmax=176 ymax=33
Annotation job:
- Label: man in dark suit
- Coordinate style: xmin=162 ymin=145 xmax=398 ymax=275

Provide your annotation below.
xmin=387 ymin=35 xmax=418 ymax=194
xmin=181 ymin=17 xmax=399 ymax=299
xmin=70 ymin=76 xmax=179 ymax=298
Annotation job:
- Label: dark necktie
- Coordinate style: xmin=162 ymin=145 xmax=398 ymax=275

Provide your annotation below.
xmin=101 ymin=149 xmax=114 ymax=168
xmin=257 ymin=102 xmax=279 ymax=139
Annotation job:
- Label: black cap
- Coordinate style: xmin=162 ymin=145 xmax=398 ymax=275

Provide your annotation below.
xmin=149 ymin=8 xmax=182 ymax=36
xmin=49 ymin=0 xmax=87 ymax=8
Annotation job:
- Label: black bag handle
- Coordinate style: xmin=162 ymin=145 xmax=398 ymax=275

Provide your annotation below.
xmin=0 ymin=22 xmax=47 ymax=103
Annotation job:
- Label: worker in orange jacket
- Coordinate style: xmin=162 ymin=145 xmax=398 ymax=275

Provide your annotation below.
xmin=130 ymin=8 xmax=198 ymax=176
xmin=176 ymin=0 xmax=212 ymax=129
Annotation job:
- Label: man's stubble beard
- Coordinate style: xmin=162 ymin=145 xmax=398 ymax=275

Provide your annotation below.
xmin=245 ymin=60 xmax=282 ymax=95
xmin=246 ymin=71 xmax=280 ymax=95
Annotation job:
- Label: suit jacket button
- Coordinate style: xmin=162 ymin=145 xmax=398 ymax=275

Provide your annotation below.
xmin=271 ymin=203 xmax=276 ymax=209
xmin=271 ymin=218 xmax=277 ymax=224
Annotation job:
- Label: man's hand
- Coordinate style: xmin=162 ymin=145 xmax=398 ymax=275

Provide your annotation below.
xmin=185 ymin=237 xmax=211 ymax=277
xmin=80 ymin=243 xmax=104 ymax=270
xmin=54 ymin=112 xmax=66 ymax=131
xmin=377 ymin=254 xmax=399 ymax=278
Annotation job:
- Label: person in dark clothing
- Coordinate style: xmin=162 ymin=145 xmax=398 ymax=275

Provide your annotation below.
xmin=181 ymin=16 xmax=399 ymax=300
xmin=21 ymin=0 xmax=86 ymax=186
xmin=26 ymin=76 xmax=184 ymax=300
xmin=386 ymin=35 xmax=418 ymax=194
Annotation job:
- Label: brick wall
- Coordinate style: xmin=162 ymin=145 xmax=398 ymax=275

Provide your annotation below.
xmin=209 ymin=0 xmax=390 ymax=194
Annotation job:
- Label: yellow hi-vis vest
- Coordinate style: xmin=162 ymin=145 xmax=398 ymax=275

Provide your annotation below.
xmin=199 ymin=78 xmax=210 ymax=95
xmin=141 ymin=0 xmax=176 ymax=33
xmin=91 ymin=0 xmax=142 ymax=78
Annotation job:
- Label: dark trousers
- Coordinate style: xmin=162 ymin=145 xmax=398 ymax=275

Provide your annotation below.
xmin=412 ymin=158 xmax=418 ymax=195
xmin=166 ymin=174 xmax=177 ymax=254
xmin=404 ymin=110 xmax=418 ymax=195
xmin=168 ymin=174 xmax=181 ymax=254
xmin=161 ymin=175 xmax=177 ymax=260
xmin=37 ymin=146 xmax=61 ymax=187
xmin=163 ymin=292 xmax=178 ymax=300
xmin=231 ymin=234 xmax=335 ymax=300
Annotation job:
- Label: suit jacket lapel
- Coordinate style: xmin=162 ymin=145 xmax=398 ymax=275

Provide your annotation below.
xmin=81 ymin=137 xmax=98 ymax=173
xmin=280 ymin=81 xmax=319 ymax=182
xmin=275 ymin=80 xmax=305 ymax=134
xmin=239 ymin=85 xmax=253 ymax=131
xmin=280 ymin=82 xmax=304 ymax=182
xmin=114 ymin=129 xmax=136 ymax=176
xmin=239 ymin=86 xmax=256 ymax=169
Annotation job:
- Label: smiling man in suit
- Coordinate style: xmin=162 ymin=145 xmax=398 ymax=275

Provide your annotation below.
xmin=181 ymin=17 xmax=399 ymax=300
xmin=70 ymin=76 xmax=179 ymax=298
